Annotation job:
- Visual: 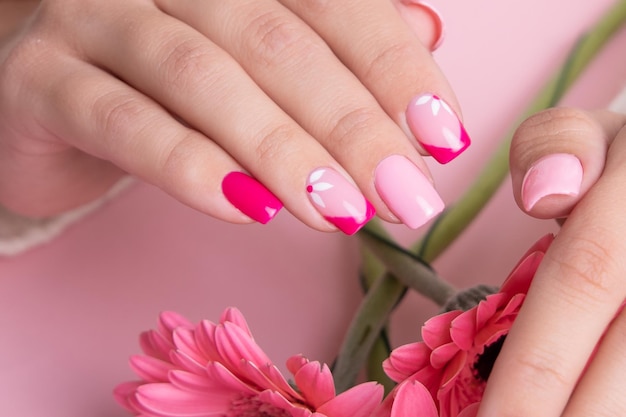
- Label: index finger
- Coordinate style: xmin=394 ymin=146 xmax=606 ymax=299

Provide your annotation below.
xmin=478 ymin=120 xmax=626 ymax=416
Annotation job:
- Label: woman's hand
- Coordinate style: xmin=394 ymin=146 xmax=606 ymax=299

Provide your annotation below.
xmin=0 ymin=0 xmax=467 ymax=234
xmin=479 ymin=107 xmax=626 ymax=416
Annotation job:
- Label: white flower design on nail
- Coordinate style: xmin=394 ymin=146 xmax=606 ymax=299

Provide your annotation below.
xmin=306 ymin=169 xmax=334 ymax=208
xmin=415 ymin=94 xmax=453 ymax=117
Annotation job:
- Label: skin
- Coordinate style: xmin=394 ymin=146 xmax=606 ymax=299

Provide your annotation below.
xmin=1 ymin=2 xmax=625 ymax=415
xmin=479 ymin=108 xmax=626 ymax=417
xmin=0 ymin=0 xmax=452 ymax=230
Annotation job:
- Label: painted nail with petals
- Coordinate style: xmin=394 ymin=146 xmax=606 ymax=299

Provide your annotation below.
xmin=521 ymin=153 xmax=583 ymax=211
xmin=222 ymin=172 xmax=283 ymax=224
xmin=406 ymin=93 xmax=471 ymax=163
xmin=375 ymin=155 xmax=444 ymax=229
xmin=306 ymin=168 xmax=375 ymax=235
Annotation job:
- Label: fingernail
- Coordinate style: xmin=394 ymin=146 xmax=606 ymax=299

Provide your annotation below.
xmin=402 ymin=0 xmax=446 ymax=51
xmin=521 ymin=153 xmax=583 ymax=211
xmin=375 ymin=155 xmax=444 ymax=229
xmin=406 ymin=93 xmax=471 ymax=164
xmin=222 ymin=172 xmax=283 ymax=224
xmin=306 ymin=168 xmax=375 ymax=235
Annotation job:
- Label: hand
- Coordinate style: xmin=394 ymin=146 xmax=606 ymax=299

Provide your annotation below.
xmin=479 ymin=107 xmax=626 ymax=416
xmin=0 ymin=0 xmax=466 ymax=234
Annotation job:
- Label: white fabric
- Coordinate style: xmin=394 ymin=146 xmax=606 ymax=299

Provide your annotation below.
xmin=0 ymin=177 xmax=134 ymax=256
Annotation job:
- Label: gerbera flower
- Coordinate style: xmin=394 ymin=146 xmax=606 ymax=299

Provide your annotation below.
xmin=114 ymin=307 xmax=383 ymax=417
xmin=380 ymin=234 xmax=554 ymax=417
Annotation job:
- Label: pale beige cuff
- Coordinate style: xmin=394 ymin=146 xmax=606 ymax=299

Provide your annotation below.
xmin=0 ymin=177 xmax=135 ymax=256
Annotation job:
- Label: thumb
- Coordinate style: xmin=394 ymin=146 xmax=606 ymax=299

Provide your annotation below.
xmin=510 ymin=107 xmax=626 ymax=219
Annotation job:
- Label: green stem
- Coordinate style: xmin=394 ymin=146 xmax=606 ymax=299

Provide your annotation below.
xmin=333 ymin=0 xmax=626 ymax=392
xmin=418 ymin=0 xmax=626 ymax=261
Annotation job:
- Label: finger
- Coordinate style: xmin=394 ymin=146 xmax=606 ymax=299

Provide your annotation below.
xmin=77 ymin=2 xmax=375 ymax=233
xmin=510 ymin=107 xmax=626 ymax=218
xmin=563 ymin=306 xmax=626 ymax=417
xmin=27 ymin=52 xmax=272 ymax=224
xmin=153 ymin=0 xmax=443 ymax=229
xmin=280 ymin=0 xmax=470 ymax=164
xmin=391 ymin=0 xmax=446 ymax=52
xmin=478 ymin=123 xmax=626 ymax=416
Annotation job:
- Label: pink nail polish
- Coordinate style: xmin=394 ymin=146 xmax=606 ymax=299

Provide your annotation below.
xmin=375 ymin=155 xmax=444 ymax=229
xmin=306 ymin=168 xmax=375 ymax=235
xmin=406 ymin=93 xmax=471 ymax=164
xmin=521 ymin=153 xmax=583 ymax=211
xmin=222 ymin=172 xmax=283 ymax=224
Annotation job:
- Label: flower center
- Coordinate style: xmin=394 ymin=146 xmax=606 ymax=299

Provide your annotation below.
xmin=472 ymin=335 xmax=506 ymax=382
xmin=228 ymin=395 xmax=292 ymax=417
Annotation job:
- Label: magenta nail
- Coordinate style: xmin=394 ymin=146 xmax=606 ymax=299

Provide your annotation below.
xmin=521 ymin=153 xmax=583 ymax=211
xmin=375 ymin=155 xmax=444 ymax=229
xmin=406 ymin=93 xmax=471 ymax=164
xmin=222 ymin=172 xmax=283 ymax=224
xmin=306 ymin=168 xmax=375 ymax=235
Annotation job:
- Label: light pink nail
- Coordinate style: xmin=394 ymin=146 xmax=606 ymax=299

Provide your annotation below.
xmin=306 ymin=168 xmax=375 ymax=235
xmin=521 ymin=153 xmax=583 ymax=211
xmin=406 ymin=93 xmax=471 ymax=164
xmin=375 ymin=155 xmax=444 ymax=229
xmin=222 ymin=172 xmax=283 ymax=224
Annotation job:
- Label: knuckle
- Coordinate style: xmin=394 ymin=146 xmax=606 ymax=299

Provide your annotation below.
xmin=328 ymin=107 xmax=380 ymax=147
xmin=511 ymin=346 xmax=570 ymax=393
xmin=159 ymin=36 xmax=219 ymax=93
xmin=254 ymin=123 xmax=299 ymax=162
xmin=364 ymin=40 xmax=416 ymax=81
xmin=550 ymin=233 xmax=618 ymax=304
xmin=243 ymin=10 xmax=313 ymax=68
xmin=296 ymin=0 xmax=333 ymax=15
xmin=511 ymin=108 xmax=601 ymax=163
xmin=90 ymin=91 xmax=153 ymax=155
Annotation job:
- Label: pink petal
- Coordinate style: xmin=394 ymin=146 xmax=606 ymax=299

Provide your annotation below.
xmin=458 ymin=403 xmax=480 ymax=417
xmin=169 ymin=370 xmax=231 ymax=393
xmin=422 ymin=311 xmax=462 ymax=349
xmin=238 ymin=360 xmax=302 ymax=400
xmin=136 ymin=383 xmax=231 ymax=416
xmin=113 ymin=381 xmax=144 ymax=412
xmin=386 ymin=343 xmax=431 ymax=380
xmin=450 ymin=309 xmax=478 ymax=351
xmin=174 ymin=328 xmax=209 ymax=365
xmin=439 ymin=350 xmax=467 ymax=390
xmin=430 ymin=342 xmax=461 ymax=369
xmin=474 ymin=295 xmax=501 ymax=329
xmin=220 ymin=307 xmax=253 ymax=337
xmin=257 ymin=390 xmax=311 ymax=417
xmin=169 ymin=350 xmax=206 ymax=375
xmin=317 ymin=382 xmax=383 ymax=417
xmin=500 ymin=251 xmax=544 ymax=297
xmin=140 ymin=330 xmax=174 ymax=361
xmin=195 ymin=320 xmax=221 ymax=362
xmin=205 ymin=362 xmax=257 ymax=395
xmin=294 ymin=361 xmax=335 ymax=408
xmin=286 ymin=354 xmax=309 ymax=376
xmin=130 ymin=355 xmax=176 ymax=382
xmin=158 ymin=311 xmax=194 ymax=343
xmin=390 ymin=381 xmax=438 ymax=417
xmin=214 ymin=322 xmax=272 ymax=375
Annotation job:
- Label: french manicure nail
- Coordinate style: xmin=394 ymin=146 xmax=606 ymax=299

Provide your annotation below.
xmin=521 ymin=153 xmax=583 ymax=211
xmin=222 ymin=172 xmax=283 ymax=224
xmin=375 ymin=155 xmax=444 ymax=229
xmin=306 ymin=168 xmax=375 ymax=235
xmin=406 ymin=93 xmax=471 ymax=164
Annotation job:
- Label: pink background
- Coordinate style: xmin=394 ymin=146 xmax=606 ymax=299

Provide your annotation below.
xmin=1 ymin=1 xmax=625 ymax=415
